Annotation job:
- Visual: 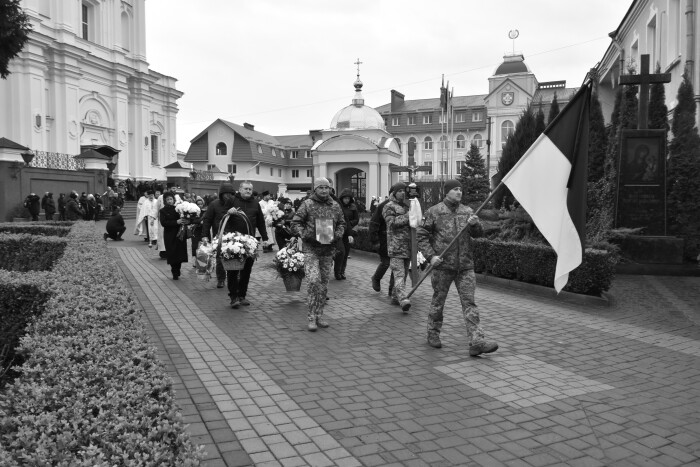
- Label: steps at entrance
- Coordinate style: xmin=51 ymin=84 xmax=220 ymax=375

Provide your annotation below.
xmin=120 ymin=201 xmax=138 ymax=220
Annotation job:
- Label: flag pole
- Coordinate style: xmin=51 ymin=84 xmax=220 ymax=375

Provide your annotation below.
xmin=405 ymin=181 xmax=505 ymax=298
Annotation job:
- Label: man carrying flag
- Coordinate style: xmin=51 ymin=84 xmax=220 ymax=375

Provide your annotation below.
xmin=500 ymin=81 xmax=592 ymax=293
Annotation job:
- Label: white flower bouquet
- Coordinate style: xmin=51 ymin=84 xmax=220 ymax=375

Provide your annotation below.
xmin=217 ymin=232 xmax=259 ymax=262
xmin=263 ymin=202 xmax=284 ymax=227
xmin=274 ymin=238 xmax=305 ymax=278
xmin=175 ymin=201 xmax=201 ymax=241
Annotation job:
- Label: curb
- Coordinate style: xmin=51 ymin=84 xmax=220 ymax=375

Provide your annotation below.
xmin=349 ymin=247 xmax=611 ymax=307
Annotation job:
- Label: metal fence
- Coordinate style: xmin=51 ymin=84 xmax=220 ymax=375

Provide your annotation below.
xmin=31 ymin=151 xmax=86 ymax=171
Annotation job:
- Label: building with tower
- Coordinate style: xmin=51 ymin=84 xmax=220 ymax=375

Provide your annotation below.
xmin=375 ymin=54 xmax=577 ymax=182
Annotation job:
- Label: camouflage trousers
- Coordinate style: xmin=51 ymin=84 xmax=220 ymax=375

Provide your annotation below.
xmin=389 ymin=257 xmax=410 ymax=302
xmin=305 ymin=252 xmax=332 ymax=323
xmin=427 ymin=269 xmax=486 ymax=344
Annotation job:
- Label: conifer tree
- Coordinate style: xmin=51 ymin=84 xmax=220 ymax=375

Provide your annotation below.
xmin=535 ymin=103 xmax=546 ymax=135
xmin=587 ymin=88 xmax=607 ymax=182
xmin=667 ymin=71 xmax=700 ymax=259
xmin=0 ymin=0 xmax=32 ymax=79
xmin=494 ymin=106 xmax=538 ymax=209
xmin=459 ymin=143 xmax=490 ymax=205
xmin=648 ymin=63 xmax=669 ymax=134
xmin=547 ymin=92 xmax=560 ymax=125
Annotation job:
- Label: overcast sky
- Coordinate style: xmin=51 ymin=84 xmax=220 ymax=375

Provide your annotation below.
xmin=145 ymin=0 xmax=632 ymax=151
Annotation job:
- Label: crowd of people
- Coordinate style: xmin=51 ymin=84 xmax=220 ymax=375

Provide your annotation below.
xmin=122 ymin=178 xmax=499 ymax=355
xmin=23 ymin=188 xmax=126 ymax=222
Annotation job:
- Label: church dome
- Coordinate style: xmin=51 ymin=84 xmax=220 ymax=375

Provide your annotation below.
xmin=494 ymin=54 xmax=530 ymax=75
xmin=330 ymin=77 xmax=386 ymax=130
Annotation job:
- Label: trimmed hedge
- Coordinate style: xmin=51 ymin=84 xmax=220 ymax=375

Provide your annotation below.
xmin=0 ymin=221 xmax=73 ymax=237
xmin=473 ymin=239 xmax=616 ymax=296
xmin=352 ymin=227 xmax=617 ymax=296
xmin=0 ymin=233 xmax=68 ymax=271
xmin=0 ymin=271 xmax=53 ymax=388
xmin=0 ymin=222 xmax=203 ymax=465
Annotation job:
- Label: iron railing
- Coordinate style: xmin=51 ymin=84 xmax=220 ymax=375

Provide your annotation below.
xmin=31 ymin=151 xmax=86 ymax=171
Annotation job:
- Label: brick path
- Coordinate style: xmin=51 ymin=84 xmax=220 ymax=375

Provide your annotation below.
xmin=107 ymin=225 xmax=700 ymax=467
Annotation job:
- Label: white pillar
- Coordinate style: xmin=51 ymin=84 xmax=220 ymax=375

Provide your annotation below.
xmin=368 ymin=161 xmax=379 ymax=199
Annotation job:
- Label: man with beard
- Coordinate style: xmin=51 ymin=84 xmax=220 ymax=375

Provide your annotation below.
xmin=202 ymin=181 xmax=268 ymax=308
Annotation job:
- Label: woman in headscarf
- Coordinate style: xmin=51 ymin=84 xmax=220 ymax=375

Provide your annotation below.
xmin=159 ymin=191 xmax=189 ymax=280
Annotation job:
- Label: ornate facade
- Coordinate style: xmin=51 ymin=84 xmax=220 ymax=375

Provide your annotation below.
xmin=0 ymin=0 xmax=183 ymax=181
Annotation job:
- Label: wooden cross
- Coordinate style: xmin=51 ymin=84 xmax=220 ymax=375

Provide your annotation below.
xmin=619 ymin=54 xmax=671 ymax=129
xmin=390 ymin=163 xmax=432 ymax=182
xmin=354 ymin=58 xmax=363 ymax=77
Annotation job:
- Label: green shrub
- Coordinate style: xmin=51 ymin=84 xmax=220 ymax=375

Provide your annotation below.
xmin=0 ymin=271 xmax=52 ymax=388
xmin=473 ymin=239 xmax=617 ymax=296
xmin=0 ymin=222 xmax=203 ymax=465
xmin=0 ymin=222 xmax=73 ymax=237
xmin=352 ymin=225 xmax=377 ymax=253
xmin=3 ymin=203 xmax=31 ymax=222
xmin=0 ymin=233 xmax=68 ymax=271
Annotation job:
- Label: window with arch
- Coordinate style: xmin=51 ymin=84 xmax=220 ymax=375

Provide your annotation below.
xmin=501 ymin=121 xmax=514 ymax=148
xmin=456 ymin=135 xmax=466 ymax=149
xmin=424 ymin=136 xmax=433 ymax=150
xmin=473 ymin=134 xmax=483 ymax=148
xmin=439 ymin=135 xmax=449 ymax=150
xmin=216 ymin=142 xmax=227 ymax=155
xmin=257 ymin=144 xmax=263 ymax=154
xmin=120 ymin=11 xmax=131 ymax=51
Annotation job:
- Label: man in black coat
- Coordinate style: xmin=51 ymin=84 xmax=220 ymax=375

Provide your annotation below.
xmin=104 ymin=207 xmax=126 ymax=241
xmin=368 ymin=195 xmax=395 ymax=295
xmin=24 ymin=193 xmax=41 ymax=221
xmin=202 ymin=181 xmax=268 ymax=307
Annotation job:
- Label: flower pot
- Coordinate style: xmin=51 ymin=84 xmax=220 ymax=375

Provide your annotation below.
xmin=282 ymin=274 xmax=303 ymax=292
xmin=221 ymin=258 xmax=246 ymax=270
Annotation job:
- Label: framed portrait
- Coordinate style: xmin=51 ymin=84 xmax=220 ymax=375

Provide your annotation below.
xmin=618 ymin=130 xmax=665 ymax=185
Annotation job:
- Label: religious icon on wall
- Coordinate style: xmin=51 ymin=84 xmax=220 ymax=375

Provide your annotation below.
xmin=619 ymin=132 xmax=665 ymax=185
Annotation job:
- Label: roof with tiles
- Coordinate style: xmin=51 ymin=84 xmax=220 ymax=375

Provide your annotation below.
xmin=276 ymin=134 xmax=314 ymax=148
xmin=375 ymin=95 xmax=487 ymax=114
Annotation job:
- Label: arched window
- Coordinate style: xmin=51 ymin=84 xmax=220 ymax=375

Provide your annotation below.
xmin=424 ymin=136 xmax=433 ymax=150
xmin=120 ymin=11 xmax=131 ymax=51
xmin=472 ymin=134 xmax=483 ymax=148
xmin=439 ymin=135 xmax=449 ymax=150
xmin=257 ymin=144 xmax=263 ymax=154
xmin=216 ymin=142 xmax=227 ymax=155
xmin=456 ymin=134 xmax=466 ymax=149
xmin=501 ymin=120 xmax=514 ymax=147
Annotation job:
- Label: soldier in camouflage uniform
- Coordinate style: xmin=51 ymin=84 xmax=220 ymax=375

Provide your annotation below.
xmin=382 ymin=182 xmax=412 ymax=313
xmin=291 ymin=177 xmax=346 ymax=331
xmin=417 ymin=179 xmax=498 ymax=356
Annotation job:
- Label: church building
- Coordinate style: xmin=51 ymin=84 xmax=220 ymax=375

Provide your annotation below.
xmin=0 ymin=0 xmax=183 ymax=181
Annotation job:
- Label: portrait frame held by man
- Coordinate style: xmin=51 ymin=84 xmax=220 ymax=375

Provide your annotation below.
xmin=615 ymin=129 xmax=667 ymax=235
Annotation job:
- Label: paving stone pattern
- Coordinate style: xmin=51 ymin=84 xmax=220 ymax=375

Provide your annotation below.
xmin=110 ymin=230 xmax=700 ymax=467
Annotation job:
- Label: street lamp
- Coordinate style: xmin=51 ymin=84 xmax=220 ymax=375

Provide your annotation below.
xmin=9 ymin=151 xmax=35 ymax=178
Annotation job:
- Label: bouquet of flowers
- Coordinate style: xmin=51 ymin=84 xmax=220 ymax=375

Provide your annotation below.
xmin=215 ymin=232 xmax=259 ymax=262
xmin=262 ymin=200 xmax=284 ymax=227
xmin=175 ymin=201 xmax=201 ymax=241
xmin=273 ymin=237 xmax=305 ymax=278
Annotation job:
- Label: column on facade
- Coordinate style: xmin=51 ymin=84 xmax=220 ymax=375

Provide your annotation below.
xmin=368 ymin=161 xmax=379 ymax=200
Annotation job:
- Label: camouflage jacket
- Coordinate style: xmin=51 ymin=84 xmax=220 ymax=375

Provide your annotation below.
xmin=291 ymin=193 xmax=346 ymax=256
xmin=417 ymin=198 xmax=484 ymax=271
xmin=382 ymin=194 xmax=412 ymax=258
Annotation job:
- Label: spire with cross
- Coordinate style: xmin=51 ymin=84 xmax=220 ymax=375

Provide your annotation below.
xmin=354 ymin=58 xmax=362 ymax=79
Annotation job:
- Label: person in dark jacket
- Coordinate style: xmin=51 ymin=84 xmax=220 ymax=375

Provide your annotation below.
xmin=104 ymin=207 xmax=126 ymax=241
xmin=274 ymin=198 xmax=295 ymax=250
xmin=368 ymin=195 xmax=394 ymax=296
xmin=25 ymin=193 xmax=41 ymax=221
xmin=202 ymin=181 xmax=268 ymax=307
xmin=44 ymin=192 xmax=56 ymax=220
xmin=64 ymin=192 xmax=84 ymax=220
xmin=190 ymin=197 xmax=206 ymax=259
xmin=416 ymin=179 xmax=497 ymax=355
xmin=57 ymin=193 xmax=67 ymax=221
xmin=333 ymin=188 xmax=359 ymax=280
xmin=159 ymin=192 xmax=189 ymax=280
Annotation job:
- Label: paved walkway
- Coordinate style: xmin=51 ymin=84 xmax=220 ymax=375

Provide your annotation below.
xmin=105 ymin=222 xmax=700 ymax=467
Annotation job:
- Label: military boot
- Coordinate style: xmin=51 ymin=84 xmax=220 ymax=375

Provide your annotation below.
xmin=427 ymin=331 xmax=442 ymax=348
xmin=469 ymin=340 xmax=498 ymax=357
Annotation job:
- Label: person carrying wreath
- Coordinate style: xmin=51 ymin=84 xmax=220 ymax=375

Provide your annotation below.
xmin=291 ymin=177 xmax=345 ymax=331
xmin=159 ymin=191 xmax=189 ymax=280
